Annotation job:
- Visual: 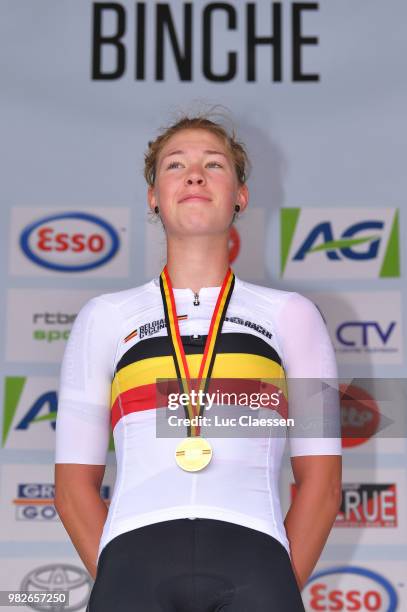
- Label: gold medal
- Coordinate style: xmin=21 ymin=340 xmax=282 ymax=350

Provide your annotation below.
xmin=175 ymin=437 xmax=213 ymax=472
xmin=160 ymin=265 xmax=235 ymax=471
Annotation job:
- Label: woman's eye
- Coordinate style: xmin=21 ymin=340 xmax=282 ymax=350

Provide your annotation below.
xmin=167 ymin=161 xmax=182 ymax=169
xmin=166 ymin=160 xmax=223 ymax=170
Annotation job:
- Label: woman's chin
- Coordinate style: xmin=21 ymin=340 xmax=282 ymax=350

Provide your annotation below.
xmin=170 ymin=220 xmax=229 ymax=237
xmin=171 ymin=213 xmax=227 ymax=235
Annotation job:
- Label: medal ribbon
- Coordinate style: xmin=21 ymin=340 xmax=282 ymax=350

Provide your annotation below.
xmin=160 ymin=265 xmax=235 ymax=437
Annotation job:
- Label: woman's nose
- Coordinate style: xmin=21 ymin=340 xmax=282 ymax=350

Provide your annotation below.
xmin=185 ymin=167 xmax=206 ymax=185
xmin=185 ymin=176 xmax=205 ymax=185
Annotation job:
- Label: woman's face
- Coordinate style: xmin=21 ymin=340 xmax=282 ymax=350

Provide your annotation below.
xmin=148 ymin=129 xmax=248 ymax=237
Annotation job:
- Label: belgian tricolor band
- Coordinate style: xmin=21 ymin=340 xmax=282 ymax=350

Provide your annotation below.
xmin=159 ymin=264 xmax=235 ymax=471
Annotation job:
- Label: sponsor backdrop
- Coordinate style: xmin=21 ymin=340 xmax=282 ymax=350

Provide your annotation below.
xmin=1 ymin=1 xmax=406 ymax=609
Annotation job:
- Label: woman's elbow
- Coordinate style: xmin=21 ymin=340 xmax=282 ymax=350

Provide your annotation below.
xmin=54 ymin=468 xmax=77 ymax=515
xmin=54 ymin=481 xmax=71 ymax=516
xmin=328 ymin=478 xmax=342 ymax=514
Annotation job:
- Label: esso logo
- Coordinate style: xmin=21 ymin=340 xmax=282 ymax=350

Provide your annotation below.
xmin=339 ymin=384 xmax=380 ymax=448
xmin=228 ymin=226 xmax=240 ymax=263
xmin=303 ymin=567 xmax=398 ymax=612
xmin=20 ymin=212 xmax=120 ymax=272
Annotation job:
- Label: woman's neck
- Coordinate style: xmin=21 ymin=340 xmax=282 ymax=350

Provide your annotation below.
xmin=165 ymin=234 xmax=230 ymax=292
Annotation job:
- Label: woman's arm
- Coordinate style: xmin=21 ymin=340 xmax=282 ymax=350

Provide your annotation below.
xmin=276 ymin=292 xmax=343 ymax=589
xmin=284 ymin=455 xmax=342 ymax=590
xmin=54 ymin=296 xmax=119 ymax=577
xmin=54 ymin=464 xmax=108 ymax=580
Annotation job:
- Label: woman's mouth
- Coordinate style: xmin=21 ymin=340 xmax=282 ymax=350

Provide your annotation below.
xmin=179 ymin=194 xmax=211 ymax=203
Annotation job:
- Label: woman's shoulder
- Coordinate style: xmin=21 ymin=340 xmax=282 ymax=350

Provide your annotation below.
xmin=97 ymin=279 xmax=156 ymax=305
xmin=77 ymin=279 xmax=157 ymax=318
xmin=237 ymin=277 xmax=300 ymax=303
xmin=236 ymin=277 xmax=320 ymax=319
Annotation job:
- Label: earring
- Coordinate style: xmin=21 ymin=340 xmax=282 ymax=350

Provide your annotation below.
xmin=234 ymin=204 xmax=240 ymax=212
xmin=154 ymin=205 xmax=159 ymax=214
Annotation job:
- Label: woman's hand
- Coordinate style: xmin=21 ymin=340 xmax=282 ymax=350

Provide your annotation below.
xmin=54 ymin=464 xmax=108 ymax=580
xmin=284 ymin=454 xmax=342 ymax=589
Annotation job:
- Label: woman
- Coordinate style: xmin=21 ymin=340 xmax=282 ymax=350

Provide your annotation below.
xmin=55 ymin=114 xmax=342 ymax=611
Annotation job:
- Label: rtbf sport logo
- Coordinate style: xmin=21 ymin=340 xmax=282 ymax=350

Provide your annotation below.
xmin=280 ymin=208 xmax=399 ymax=279
xmin=10 ymin=208 xmax=130 ymax=276
xmin=13 ymin=484 xmax=110 ymax=521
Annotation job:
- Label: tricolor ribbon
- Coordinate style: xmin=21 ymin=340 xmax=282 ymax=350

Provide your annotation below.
xmin=160 ymin=265 xmax=235 ymax=436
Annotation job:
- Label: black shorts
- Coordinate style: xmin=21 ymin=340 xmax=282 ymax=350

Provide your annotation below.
xmin=87 ymin=518 xmax=305 ymax=611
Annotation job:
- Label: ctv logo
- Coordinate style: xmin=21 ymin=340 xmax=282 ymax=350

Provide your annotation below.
xmin=303 ymin=566 xmax=398 ymax=611
xmin=10 ymin=208 xmax=130 ymax=276
xmin=281 ymin=208 xmax=399 ymax=278
xmin=337 ymin=322 xmax=395 ymax=348
xmin=335 ymin=316 xmax=400 ymax=359
xmin=309 ymin=291 xmax=403 ymax=365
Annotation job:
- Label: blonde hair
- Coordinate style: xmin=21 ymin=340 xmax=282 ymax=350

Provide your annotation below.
xmin=144 ymin=112 xmax=250 ymax=187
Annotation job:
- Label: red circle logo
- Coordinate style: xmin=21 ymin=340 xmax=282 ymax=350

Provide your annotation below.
xmin=340 ymin=384 xmax=380 ymax=448
xmin=228 ymin=226 xmax=240 ymax=263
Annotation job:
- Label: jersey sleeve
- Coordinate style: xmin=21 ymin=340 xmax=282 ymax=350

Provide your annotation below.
xmin=278 ymin=292 xmax=342 ymax=457
xmin=55 ymin=296 xmax=119 ymax=464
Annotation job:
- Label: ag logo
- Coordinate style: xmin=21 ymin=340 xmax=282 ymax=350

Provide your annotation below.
xmin=2 ymin=377 xmax=58 ymax=450
xmin=2 ymin=376 xmax=116 ymax=452
xmin=281 ymin=208 xmax=399 ymax=278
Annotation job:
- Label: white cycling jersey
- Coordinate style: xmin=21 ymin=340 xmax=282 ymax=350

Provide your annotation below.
xmin=55 ymin=275 xmax=341 ymax=562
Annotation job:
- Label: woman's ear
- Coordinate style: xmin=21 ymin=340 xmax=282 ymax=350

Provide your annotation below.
xmin=237 ymin=183 xmax=249 ymax=213
xmin=147 ymin=186 xmax=156 ymax=213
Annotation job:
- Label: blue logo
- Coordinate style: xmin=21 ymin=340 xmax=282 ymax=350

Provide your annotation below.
xmin=337 ymin=321 xmax=396 ymax=347
xmin=15 ymin=391 xmax=58 ymax=432
xmin=280 ymin=208 xmax=400 ymax=278
xmin=293 ymin=221 xmax=384 ymax=261
xmin=20 ymin=211 xmax=120 ymax=272
xmin=14 ymin=484 xmax=111 ymax=521
xmin=306 ymin=566 xmax=398 ymax=611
